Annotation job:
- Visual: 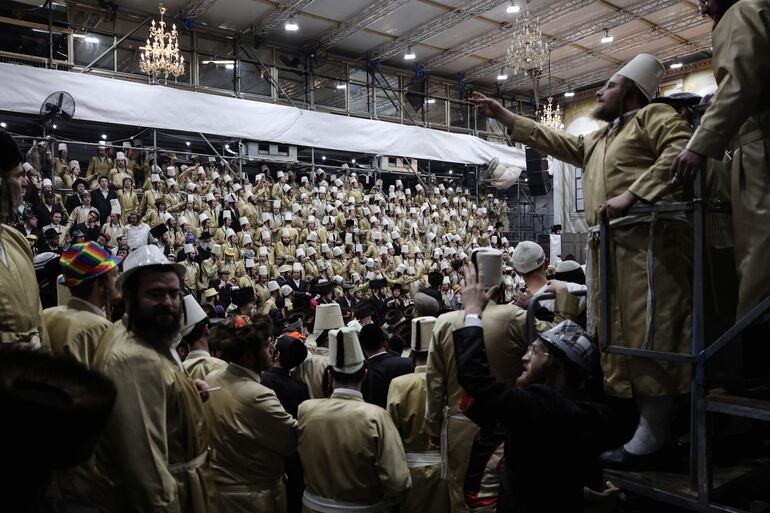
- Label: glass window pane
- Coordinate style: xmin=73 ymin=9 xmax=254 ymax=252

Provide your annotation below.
xmin=0 ymin=23 xmax=67 ymax=61
xmin=426 ymin=80 xmax=446 ymax=125
xmin=74 ymin=32 xmax=113 ymax=70
xmin=315 ymin=79 xmax=346 ymax=109
xmin=116 ymin=37 xmax=144 ymax=75
xmin=276 ymin=67 xmax=310 ymax=103
xmin=199 ymin=54 xmax=233 ymax=89
xmin=240 ymin=61 xmax=272 ymax=96
xmin=350 ymin=82 xmax=371 ymax=114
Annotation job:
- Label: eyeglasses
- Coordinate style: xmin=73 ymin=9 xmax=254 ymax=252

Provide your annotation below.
xmin=525 ymin=343 xmax=550 ymax=358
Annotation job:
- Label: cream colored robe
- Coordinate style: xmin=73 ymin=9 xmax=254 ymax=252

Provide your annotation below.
xmin=204 ymin=363 xmax=298 ymax=513
xmin=686 ymin=0 xmax=770 ymax=318
xmin=298 ymin=389 xmax=411 ymax=510
xmin=508 ymin=104 xmax=693 ymax=398
xmin=387 ymin=367 xmax=449 ymax=513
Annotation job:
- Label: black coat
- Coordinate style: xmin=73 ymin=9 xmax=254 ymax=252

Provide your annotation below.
xmin=91 ymin=188 xmax=118 ymax=224
xmin=336 ymin=295 xmax=359 ymax=311
xmin=287 ymin=278 xmax=308 ymax=293
xmin=34 ymin=202 xmax=57 ymax=227
xmin=453 ymin=326 xmax=626 ymax=513
xmin=64 ymin=194 xmax=82 ymax=214
xmin=364 ymin=352 xmax=414 ymax=408
xmin=260 ymin=367 xmax=309 ymax=419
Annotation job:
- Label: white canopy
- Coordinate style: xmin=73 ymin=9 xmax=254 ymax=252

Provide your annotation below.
xmin=0 ymin=62 xmax=525 ymax=168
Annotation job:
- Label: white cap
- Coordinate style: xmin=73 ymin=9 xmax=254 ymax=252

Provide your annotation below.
xmin=225 ymin=228 xmax=236 ymax=239
xmin=267 ymin=280 xmax=280 ymax=292
xmin=306 ymin=247 xmax=316 ymax=257
xmin=180 ymin=295 xmax=208 ymax=337
xmin=512 ymin=241 xmax=546 ymax=274
xmin=411 ymin=316 xmax=436 ymax=352
xmin=245 ymin=258 xmax=255 ymax=269
xmin=222 ymin=210 xmax=231 ymax=219
xmin=307 ymin=232 xmax=318 ymax=242
xmin=199 ymin=213 xmax=210 ymax=223
xmin=292 ymin=262 xmax=303 ymax=272
xmin=212 ymin=244 xmax=223 ymax=256
xmin=261 ymin=212 xmax=272 ymax=223
xmin=116 ymin=245 xmax=185 ymax=292
xmin=280 ymin=284 xmax=293 ymax=297
xmin=242 ymin=233 xmax=253 ymax=245
xmin=178 ymin=216 xmax=190 ymax=226
xmin=258 ymin=246 xmax=269 ymax=256
xmin=332 ymin=246 xmax=344 ymax=257
xmin=328 ymin=327 xmax=365 ymax=373
xmin=184 ymin=243 xmax=195 ymax=254
xmin=58 ymin=143 xmax=67 ymax=152
xmin=239 ymin=216 xmax=249 ymax=226
xmin=615 ymin=53 xmax=665 ymax=101
xmin=258 ymin=265 xmax=268 ymax=276
xmin=296 ymin=248 xmax=306 ymax=258
xmin=110 ymin=199 xmax=122 ymax=215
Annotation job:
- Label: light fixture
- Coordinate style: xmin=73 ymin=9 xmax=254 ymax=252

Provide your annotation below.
xmin=351 ymin=159 xmax=356 ymax=164
xmin=564 ymin=90 xmax=575 ymax=98
xmin=101 ymin=134 xmax=107 ymax=139
xmin=85 ymin=36 xmax=100 ymax=43
xmin=139 ymin=1 xmax=185 ymax=81
xmin=0 ymin=122 xmax=6 ymax=128
xmin=224 ymin=63 xmax=234 ymax=70
xmin=448 ymin=169 xmax=454 ymax=174
xmin=497 ymin=67 xmax=508 ymax=81
xmin=426 ymin=98 xmax=436 ymax=104
xmin=670 ymin=61 xmax=683 ymax=69
xmin=185 ymin=141 xmax=191 ymax=146
xmin=52 ymin=124 xmax=58 ymax=129
xmin=284 ymin=15 xmax=299 ymax=32
xmin=404 ymin=46 xmax=416 ymax=61
xmin=336 ymin=83 xmax=347 ymax=90
xmin=601 ymin=29 xmax=614 ymax=44
xmin=321 ymin=155 xmax=326 ymax=160
xmin=225 ymin=144 xmax=230 ymax=150
xmin=538 ymin=96 xmax=564 ymax=131
xmin=506 ymin=1 xmax=521 ymax=13
xmin=505 ymin=16 xmax=548 ymax=75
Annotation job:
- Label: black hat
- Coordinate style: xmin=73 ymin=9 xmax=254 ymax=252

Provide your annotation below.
xmin=652 ymin=92 xmax=702 ymax=109
xmin=428 ymin=272 xmax=444 ymax=288
xmin=0 ymin=130 xmax=23 ymax=175
xmin=369 ymin=278 xmax=387 ymax=290
xmin=232 ymin=286 xmax=255 ymax=307
xmin=44 ymin=228 xmax=59 ymax=240
xmin=345 ymin=219 xmax=355 ymax=227
xmin=391 ymin=282 xmax=403 ymax=291
xmin=71 ymin=225 xmax=86 ymax=239
xmin=313 ymin=279 xmax=333 ymax=295
xmin=275 ymin=334 xmax=308 ymax=369
xmin=199 ymin=232 xmax=213 ymax=240
xmin=354 ymin=302 xmax=375 ymax=320
xmin=384 ymin=308 xmax=404 ymax=327
xmin=149 ymin=223 xmax=168 ymax=238
xmin=72 ymin=178 xmax=87 ymax=191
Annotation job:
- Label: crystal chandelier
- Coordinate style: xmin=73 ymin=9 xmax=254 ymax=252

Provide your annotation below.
xmin=538 ymin=96 xmax=564 ymax=131
xmin=139 ymin=1 xmax=185 ymax=81
xmin=505 ymin=16 xmax=549 ymax=75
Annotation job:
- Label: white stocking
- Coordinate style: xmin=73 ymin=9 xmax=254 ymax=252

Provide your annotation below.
xmin=623 ymin=395 xmax=673 ymax=456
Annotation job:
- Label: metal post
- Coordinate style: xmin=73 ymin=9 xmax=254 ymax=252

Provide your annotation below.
xmin=237 ymin=138 xmax=243 ymax=180
xmin=48 ymin=0 xmax=53 ymax=68
xmin=690 ymin=171 xmax=711 ymax=500
xmin=80 ymin=16 xmax=152 ymax=73
xmin=599 ymin=216 xmax=611 ymax=349
xmin=233 ymin=38 xmax=241 ymax=97
xmin=152 ymin=128 xmax=157 ymax=171
xmin=198 ymin=132 xmax=237 ymax=175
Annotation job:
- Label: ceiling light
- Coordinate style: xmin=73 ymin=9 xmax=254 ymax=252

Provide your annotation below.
xmin=321 ymin=155 xmax=326 ymax=160
xmin=0 ymin=122 xmax=6 ymax=128
xmin=284 ymin=16 xmax=299 ymax=32
xmin=224 ymin=63 xmax=234 ymax=70
xmin=225 ymin=144 xmax=230 ymax=149
xmin=601 ymin=29 xmax=614 ymax=44
xmin=506 ymin=1 xmax=521 ymax=13
xmin=564 ymin=90 xmax=575 ymax=98
xmin=448 ymin=169 xmax=454 ymax=174
xmin=52 ymin=124 xmax=57 ymax=129
xmin=202 ymin=60 xmax=235 ymax=65
xmin=404 ymin=46 xmax=416 ymax=61
xmin=85 ymin=36 xmax=100 ymax=43
xmin=73 ymin=34 xmax=85 ymax=39
xmin=351 ymin=159 xmax=356 ymax=164
xmin=101 ymin=134 xmax=107 ymax=139
xmin=426 ymin=98 xmax=436 ymax=104
xmin=497 ymin=67 xmax=508 ymax=81
xmin=336 ymin=83 xmax=347 ymax=90
xmin=185 ymin=141 xmax=191 ymax=146
xmin=670 ymin=61 xmax=683 ymax=69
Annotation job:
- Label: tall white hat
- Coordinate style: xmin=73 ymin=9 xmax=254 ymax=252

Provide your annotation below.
xmin=615 ymin=53 xmax=665 ymax=101
xmin=471 ymin=247 xmax=504 ymax=288
xmin=314 ymin=304 xmax=344 ymax=334
xmin=411 ymin=316 xmax=436 ymax=352
xmin=180 ymin=295 xmax=208 ymax=337
xmin=267 ymin=280 xmax=280 ymax=292
xmin=116 ymin=245 xmax=186 ymax=292
xmin=328 ymin=326 xmax=365 ymax=373
xmin=110 ymin=199 xmax=121 ymax=215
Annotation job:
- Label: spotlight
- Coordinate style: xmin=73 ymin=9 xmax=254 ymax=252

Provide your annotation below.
xmin=336 ymin=83 xmax=347 ymax=90
xmin=101 ymin=134 xmax=107 ymax=139
xmin=564 ymin=91 xmax=575 ymax=98
xmin=506 ymin=1 xmax=520 ymax=13
xmin=225 ymin=144 xmax=230 ymax=150
xmin=85 ymin=36 xmax=100 ymax=43
xmin=52 ymin=124 xmax=58 ymax=129
xmin=448 ymin=169 xmax=454 ymax=175
xmin=284 ymin=16 xmax=299 ymax=32
xmin=186 ymin=141 xmax=191 ymax=146
xmin=321 ymin=156 xmax=326 ymax=160
xmin=497 ymin=67 xmax=508 ymax=81
xmin=0 ymin=122 xmax=6 ymax=128
xmin=404 ymin=46 xmax=416 ymax=61
xmin=351 ymin=159 xmax=356 ymax=164
xmin=670 ymin=61 xmax=683 ymax=69
xmin=225 ymin=63 xmax=234 ymax=70
xmin=601 ymin=29 xmax=614 ymax=44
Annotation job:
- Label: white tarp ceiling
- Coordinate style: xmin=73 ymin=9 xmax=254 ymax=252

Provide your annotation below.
xmin=0 ymin=62 xmax=525 ymax=169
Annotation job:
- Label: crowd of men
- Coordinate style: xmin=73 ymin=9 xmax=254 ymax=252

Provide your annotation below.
xmin=1 ymin=0 xmax=768 ymax=509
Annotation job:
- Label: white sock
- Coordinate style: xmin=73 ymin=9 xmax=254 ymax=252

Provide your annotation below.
xmin=623 ymin=395 xmax=673 ymax=456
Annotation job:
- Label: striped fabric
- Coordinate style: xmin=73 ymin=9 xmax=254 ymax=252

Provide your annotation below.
xmin=59 ymin=241 xmax=122 ymax=287
xmin=538 ymin=320 xmax=597 ymax=372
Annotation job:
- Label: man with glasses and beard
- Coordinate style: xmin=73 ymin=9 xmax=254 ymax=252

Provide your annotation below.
xmin=85 ymin=244 xmax=216 ymax=513
xmin=471 ymin=54 xmax=694 ymax=469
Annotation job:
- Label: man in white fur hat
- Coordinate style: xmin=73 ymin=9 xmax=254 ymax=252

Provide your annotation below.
xmin=471 ymin=54 xmax=693 ymax=469
xmin=298 ymin=326 xmax=411 ymax=512
xmin=292 ymin=302 xmax=344 ymax=399
xmin=387 ymin=316 xmax=449 ymax=513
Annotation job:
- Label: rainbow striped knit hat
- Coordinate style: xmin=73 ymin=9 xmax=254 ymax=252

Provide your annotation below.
xmin=59 ymin=242 xmax=123 ymax=288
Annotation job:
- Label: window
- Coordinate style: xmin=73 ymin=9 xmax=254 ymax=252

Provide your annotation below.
xmin=575 ymin=167 xmax=584 ymax=212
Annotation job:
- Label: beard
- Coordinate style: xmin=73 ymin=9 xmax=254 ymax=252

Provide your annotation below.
xmin=591 ymin=101 xmax=620 ymax=123
xmin=130 ymin=303 xmax=182 ymax=346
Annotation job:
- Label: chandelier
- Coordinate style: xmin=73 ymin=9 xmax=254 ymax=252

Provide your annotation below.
xmin=139 ymin=2 xmax=185 ymax=81
xmin=538 ymin=96 xmax=564 ymax=131
xmin=505 ymin=16 xmax=549 ymax=75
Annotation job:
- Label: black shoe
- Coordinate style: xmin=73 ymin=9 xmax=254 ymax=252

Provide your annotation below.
xmin=599 ymin=446 xmax=669 ymax=471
